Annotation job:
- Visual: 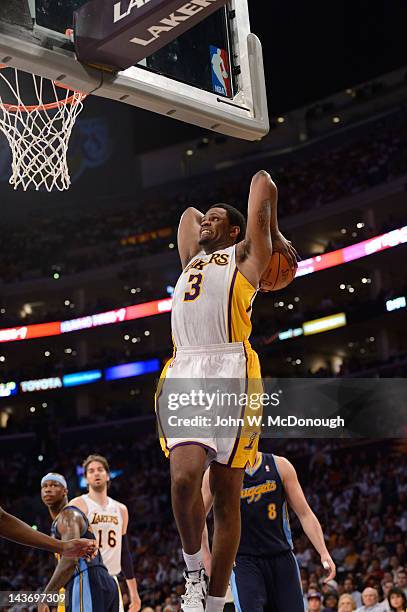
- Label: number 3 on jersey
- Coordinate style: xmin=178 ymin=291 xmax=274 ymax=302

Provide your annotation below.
xmin=184 ymin=273 xmax=204 ymax=301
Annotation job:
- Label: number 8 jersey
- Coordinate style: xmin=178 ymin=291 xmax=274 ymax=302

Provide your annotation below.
xmin=82 ymin=494 xmax=123 ymax=576
xmin=171 ymin=245 xmax=257 ymax=347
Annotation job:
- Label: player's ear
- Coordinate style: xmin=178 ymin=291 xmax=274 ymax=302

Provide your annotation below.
xmin=230 ymin=225 xmax=240 ymax=240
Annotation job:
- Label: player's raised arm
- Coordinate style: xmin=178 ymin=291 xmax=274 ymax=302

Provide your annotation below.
xmin=237 ymin=171 xmax=274 ymax=287
xmin=177 ymin=206 xmax=204 ymax=269
xmin=237 ymin=171 xmax=298 ymax=287
xmin=276 ymin=456 xmax=336 ymax=582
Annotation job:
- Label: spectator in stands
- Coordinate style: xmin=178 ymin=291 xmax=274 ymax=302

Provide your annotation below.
xmin=343 ymin=578 xmax=363 ymax=608
xmin=387 ymin=587 xmax=407 ymax=612
xmin=382 ymin=579 xmax=395 ymax=603
xmin=323 ymin=592 xmax=339 ymax=611
xmin=338 ymin=594 xmax=357 ymax=611
xmin=394 ymin=570 xmax=407 ymax=598
xmin=356 ymin=587 xmax=386 ymax=611
xmin=308 ymin=592 xmax=323 ymax=611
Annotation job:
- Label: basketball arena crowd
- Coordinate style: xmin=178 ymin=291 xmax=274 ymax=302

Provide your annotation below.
xmin=0 ymin=80 xmax=406 ymax=611
xmin=1 ymin=437 xmax=406 ymax=611
xmin=0 ymin=107 xmax=406 ymax=289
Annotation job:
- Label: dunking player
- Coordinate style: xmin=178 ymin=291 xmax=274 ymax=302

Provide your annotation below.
xmin=0 ymin=505 xmax=95 ymax=558
xmin=39 ymin=472 xmax=119 ymax=612
xmin=70 ymin=454 xmax=141 ymax=612
xmin=156 ymin=171 xmax=298 ymax=611
xmin=202 ymin=452 xmax=336 ymax=611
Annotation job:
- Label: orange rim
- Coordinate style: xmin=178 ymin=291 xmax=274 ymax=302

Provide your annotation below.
xmin=0 ymin=65 xmax=87 ymax=113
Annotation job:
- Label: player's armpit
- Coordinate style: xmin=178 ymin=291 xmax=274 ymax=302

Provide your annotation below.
xmin=178 ymin=206 xmax=204 ymax=269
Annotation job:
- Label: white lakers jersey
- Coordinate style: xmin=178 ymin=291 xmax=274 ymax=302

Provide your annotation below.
xmin=171 ymin=245 xmax=257 ymax=347
xmin=82 ymin=494 xmax=123 ymax=576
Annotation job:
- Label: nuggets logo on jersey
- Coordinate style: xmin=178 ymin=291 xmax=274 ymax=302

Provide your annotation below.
xmin=241 ymin=479 xmax=277 ymax=503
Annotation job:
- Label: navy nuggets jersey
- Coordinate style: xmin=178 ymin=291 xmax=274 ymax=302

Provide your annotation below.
xmin=238 ymin=453 xmax=293 ymax=557
xmin=51 ymin=506 xmax=119 ymax=612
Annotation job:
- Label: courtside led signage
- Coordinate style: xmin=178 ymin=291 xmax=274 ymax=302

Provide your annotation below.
xmin=63 ymin=370 xmax=102 ymax=387
xmin=297 ymin=225 xmax=407 ymax=278
xmin=20 ymin=377 xmax=63 ymax=393
xmin=0 ymin=226 xmax=405 ymax=345
xmin=386 ymin=296 xmax=406 ymax=312
xmin=105 ymin=358 xmax=160 ymax=381
xmin=0 ymin=381 xmax=18 ymax=397
xmin=278 ymin=328 xmax=303 ymax=341
xmin=303 ymin=313 xmax=346 ymax=336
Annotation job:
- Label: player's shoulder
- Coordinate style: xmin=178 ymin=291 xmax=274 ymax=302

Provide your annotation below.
xmin=272 ymin=455 xmax=296 ymax=479
xmin=68 ymin=495 xmax=88 ymax=512
xmin=57 ymin=504 xmax=86 ymax=526
xmin=117 ymin=500 xmax=128 ymax=515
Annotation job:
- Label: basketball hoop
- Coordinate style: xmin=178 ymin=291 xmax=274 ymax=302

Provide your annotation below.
xmin=0 ymin=66 xmax=86 ymax=191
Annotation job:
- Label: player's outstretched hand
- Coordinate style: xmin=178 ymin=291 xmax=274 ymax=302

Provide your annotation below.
xmin=271 ymin=230 xmax=299 ymax=270
xmin=321 ymin=553 xmax=336 ymax=582
xmin=61 ymin=537 xmax=97 ymax=560
xmin=37 ymin=604 xmax=50 ymax=612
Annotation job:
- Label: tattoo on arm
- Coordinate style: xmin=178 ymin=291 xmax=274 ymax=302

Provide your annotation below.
xmin=257 ymin=200 xmax=271 ymax=233
xmin=45 ymin=510 xmax=83 ymax=593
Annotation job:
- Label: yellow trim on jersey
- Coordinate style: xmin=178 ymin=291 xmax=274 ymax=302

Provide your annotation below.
xmin=57 ymin=587 xmax=65 ymax=612
xmin=79 ymin=572 xmax=83 ymax=612
xmin=245 ymin=451 xmax=262 ymax=476
xmin=155 ymin=346 xmax=177 ymax=458
xmin=113 ymin=575 xmax=124 ymax=612
xmin=228 ymin=342 xmax=263 ymax=469
xmin=229 ymin=269 xmax=257 ymax=343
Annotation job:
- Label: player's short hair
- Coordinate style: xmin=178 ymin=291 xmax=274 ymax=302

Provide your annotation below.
xmin=82 ymin=454 xmax=110 ymax=476
xmin=207 ymin=203 xmax=246 ymax=243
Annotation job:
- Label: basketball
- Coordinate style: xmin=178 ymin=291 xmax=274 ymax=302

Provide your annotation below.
xmin=259 ymin=252 xmax=297 ymax=292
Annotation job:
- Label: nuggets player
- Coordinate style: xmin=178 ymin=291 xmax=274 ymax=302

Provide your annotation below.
xmin=70 ymin=455 xmax=141 ymax=612
xmin=156 ymin=171 xmax=297 ymax=612
xmin=202 ymin=452 xmax=336 ymax=612
xmin=39 ymin=472 xmax=119 ymax=612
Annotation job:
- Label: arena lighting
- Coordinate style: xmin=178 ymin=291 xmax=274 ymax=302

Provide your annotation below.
xmin=105 ymin=359 xmax=160 ymax=381
xmin=303 ymin=313 xmax=347 ymax=336
xmin=63 ymin=370 xmax=102 ymax=387
xmin=386 ymin=296 xmax=406 ymax=312
xmin=278 ymin=328 xmax=303 ymax=341
xmin=0 ymin=227 xmax=405 ymax=346
xmin=296 ymin=225 xmax=407 ymax=277
xmin=20 ymin=377 xmax=63 ymax=393
xmin=0 ymin=381 xmax=17 ymax=397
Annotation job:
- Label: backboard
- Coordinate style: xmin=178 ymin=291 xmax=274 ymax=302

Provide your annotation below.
xmin=0 ymin=0 xmax=269 ymax=140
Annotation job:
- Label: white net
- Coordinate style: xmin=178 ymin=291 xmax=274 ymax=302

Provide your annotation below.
xmin=0 ymin=67 xmax=86 ymax=191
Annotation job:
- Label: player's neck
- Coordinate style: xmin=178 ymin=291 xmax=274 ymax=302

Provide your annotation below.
xmin=88 ymin=488 xmax=109 ymax=506
xmin=202 ymin=239 xmax=234 ymax=254
xmin=48 ymin=498 xmax=67 ymax=520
